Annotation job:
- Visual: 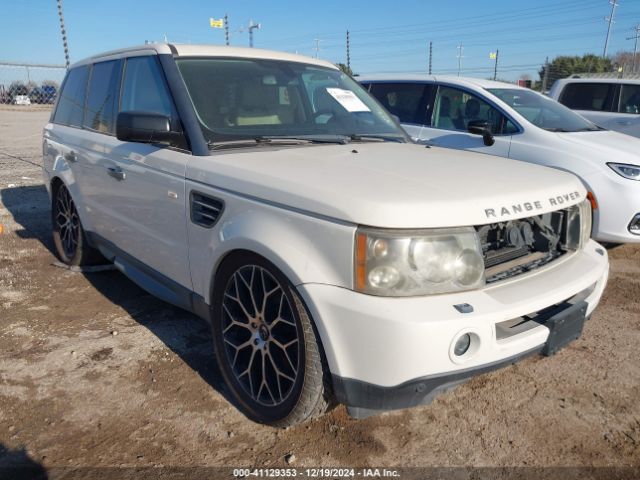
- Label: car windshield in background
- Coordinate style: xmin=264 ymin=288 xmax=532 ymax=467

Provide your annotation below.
xmin=175 ymin=58 xmax=407 ymax=145
xmin=488 ymin=88 xmax=601 ymax=133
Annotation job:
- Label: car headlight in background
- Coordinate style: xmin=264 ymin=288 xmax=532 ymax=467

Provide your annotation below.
xmin=355 ymin=227 xmax=485 ymax=296
xmin=607 ymin=163 xmax=640 ymax=181
xmin=565 ymin=199 xmax=592 ymax=250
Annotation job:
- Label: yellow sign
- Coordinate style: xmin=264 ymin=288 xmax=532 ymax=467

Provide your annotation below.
xmin=489 ymin=52 xmax=497 ymax=60
xmin=210 ymin=18 xmax=224 ymax=28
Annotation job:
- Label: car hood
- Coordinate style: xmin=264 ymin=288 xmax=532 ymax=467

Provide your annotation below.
xmin=555 ymin=130 xmax=640 ymax=165
xmin=187 ymin=143 xmax=586 ymax=229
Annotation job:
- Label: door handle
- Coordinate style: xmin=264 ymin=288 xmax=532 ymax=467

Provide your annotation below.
xmin=106 ymin=166 xmax=126 ymax=181
xmin=64 ymin=151 xmax=77 ymax=162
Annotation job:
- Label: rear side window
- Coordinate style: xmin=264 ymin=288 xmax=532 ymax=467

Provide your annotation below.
xmin=559 ymin=83 xmax=616 ymax=112
xmin=120 ymin=56 xmax=175 ymax=117
xmin=84 ymin=60 xmax=121 ymax=134
xmin=619 ymin=84 xmax=640 ymax=114
xmin=368 ymin=83 xmax=432 ymax=124
xmin=53 ymin=66 xmax=89 ymax=127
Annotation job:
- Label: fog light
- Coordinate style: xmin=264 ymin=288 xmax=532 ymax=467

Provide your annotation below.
xmin=629 ymin=214 xmax=640 ymax=235
xmin=454 ymin=333 xmax=471 ymax=356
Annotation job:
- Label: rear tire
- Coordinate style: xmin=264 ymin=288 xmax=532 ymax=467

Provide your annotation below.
xmin=211 ymin=252 xmax=331 ymax=427
xmin=51 ymin=183 xmax=104 ymax=266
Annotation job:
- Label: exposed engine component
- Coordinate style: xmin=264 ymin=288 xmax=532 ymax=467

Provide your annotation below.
xmin=477 ymin=210 xmax=567 ymax=282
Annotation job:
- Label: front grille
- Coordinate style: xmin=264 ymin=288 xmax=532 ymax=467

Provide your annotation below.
xmin=477 ymin=208 xmax=572 ymax=284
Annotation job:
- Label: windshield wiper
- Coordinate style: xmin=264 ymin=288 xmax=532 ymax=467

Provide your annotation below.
xmin=543 ymin=128 xmax=571 ymax=132
xmin=208 ymin=137 xmax=312 ymax=150
xmin=208 ymin=135 xmax=351 ymax=150
xmin=574 ymin=126 xmax=605 ymax=132
xmin=348 ymin=134 xmax=406 ymax=143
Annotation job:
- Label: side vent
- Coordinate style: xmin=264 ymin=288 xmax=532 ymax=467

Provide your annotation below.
xmin=190 ymin=191 xmax=224 ymax=228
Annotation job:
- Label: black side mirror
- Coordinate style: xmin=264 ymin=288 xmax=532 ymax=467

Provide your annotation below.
xmin=116 ymin=111 xmax=182 ymax=145
xmin=467 ymin=120 xmax=495 ymax=146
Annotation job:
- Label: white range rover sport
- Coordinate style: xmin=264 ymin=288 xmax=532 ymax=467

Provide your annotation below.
xmin=43 ymin=44 xmax=609 ymax=426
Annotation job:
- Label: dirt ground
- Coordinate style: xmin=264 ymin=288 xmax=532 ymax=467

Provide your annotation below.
xmin=0 ymin=109 xmax=638 ymax=476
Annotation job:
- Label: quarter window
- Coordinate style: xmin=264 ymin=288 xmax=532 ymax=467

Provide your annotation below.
xmin=431 ymin=86 xmax=516 ymax=134
xmin=619 ymin=84 xmax=640 ymax=114
xmin=84 ymin=60 xmax=121 ymax=134
xmin=120 ymin=56 xmax=175 ymax=117
xmin=368 ymin=83 xmax=432 ymax=124
xmin=53 ymin=66 xmax=89 ymax=127
xmin=559 ymin=83 xmax=616 ymax=112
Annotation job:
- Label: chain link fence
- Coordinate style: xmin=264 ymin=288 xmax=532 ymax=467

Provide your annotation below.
xmin=0 ymin=62 xmax=66 ymax=106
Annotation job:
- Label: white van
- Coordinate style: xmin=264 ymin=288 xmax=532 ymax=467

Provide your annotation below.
xmin=549 ymin=77 xmax=640 ymax=138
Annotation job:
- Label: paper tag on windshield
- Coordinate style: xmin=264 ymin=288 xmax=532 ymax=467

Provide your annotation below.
xmin=326 ymin=88 xmax=371 ymax=112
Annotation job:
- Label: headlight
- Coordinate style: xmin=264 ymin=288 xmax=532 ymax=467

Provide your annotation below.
xmin=608 ymin=163 xmax=640 ymax=181
xmin=355 ymin=227 xmax=485 ymax=296
xmin=565 ymin=199 xmax=592 ymax=250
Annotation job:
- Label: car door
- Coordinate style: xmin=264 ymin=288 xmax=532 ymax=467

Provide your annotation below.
xmin=43 ymin=65 xmax=90 ymax=209
xmin=89 ymin=55 xmax=192 ymax=289
xmin=412 ymin=84 xmax=514 ymax=157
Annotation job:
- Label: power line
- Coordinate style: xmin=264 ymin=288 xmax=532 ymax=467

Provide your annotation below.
xmin=56 ymin=0 xmax=70 ymax=68
xmin=628 ymin=24 xmax=640 ymax=73
xmin=346 ymin=30 xmax=351 ymax=70
xmin=603 ymin=0 xmax=619 ymax=58
xmin=456 ymin=43 xmax=464 ymax=76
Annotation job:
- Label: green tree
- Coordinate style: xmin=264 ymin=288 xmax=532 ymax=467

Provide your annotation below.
xmin=539 ymin=54 xmax=612 ymax=89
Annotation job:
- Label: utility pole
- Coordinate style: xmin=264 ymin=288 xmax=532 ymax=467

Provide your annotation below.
xmin=493 ymin=49 xmax=499 ymax=80
xmin=224 ymin=14 xmax=230 ymax=46
xmin=603 ymin=0 xmax=619 ymax=58
xmin=428 ymin=41 xmax=433 ymax=75
xmin=542 ymin=56 xmax=550 ymax=92
xmin=56 ymin=0 xmax=70 ymax=68
xmin=628 ymin=24 xmax=640 ymax=73
xmin=456 ymin=43 xmax=464 ymax=76
xmin=314 ymin=38 xmax=322 ymax=58
xmin=248 ymin=20 xmax=260 ymax=48
xmin=346 ymin=30 xmax=351 ymax=71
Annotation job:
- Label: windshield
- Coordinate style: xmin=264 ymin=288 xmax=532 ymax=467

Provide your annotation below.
xmin=488 ymin=88 xmax=601 ymax=132
xmin=175 ymin=57 xmax=407 ymax=145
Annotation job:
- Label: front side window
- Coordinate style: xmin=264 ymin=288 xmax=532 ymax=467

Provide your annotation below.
xmin=367 ymin=83 xmax=432 ymax=124
xmin=489 ymin=88 xmax=600 ymax=133
xmin=84 ymin=60 xmax=121 ymax=134
xmin=619 ymin=84 xmax=640 ymax=114
xmin=175 ymin=58 xmax=406 ymax=145
xmin=431 ymin=86 xmax=517 ymax=134
xmin=120 ymin=56 xmax=176 ymax=117
xmin=53 ymin=66 xmax=89 ymax=127
xmin=559 ymin=83 xmax=616 ymax=112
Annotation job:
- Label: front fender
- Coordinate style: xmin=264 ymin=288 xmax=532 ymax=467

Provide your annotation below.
xmin=186 ymin=196 xmax=355 ymax=304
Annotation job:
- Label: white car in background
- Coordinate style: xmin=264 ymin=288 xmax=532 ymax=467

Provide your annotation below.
xmin=13 ymin=95 xmax=31 ymax=105
xmin=360 ymin=75 xmax=640 ymax=244
xmin=549 ymin=77 xmax=640 ymax=138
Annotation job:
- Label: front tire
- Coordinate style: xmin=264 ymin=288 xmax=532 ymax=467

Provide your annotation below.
xmin=52 ymin=183 xmax=103 ymax=266
xmin=211 ymin=253 xmax=331 ymax=426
